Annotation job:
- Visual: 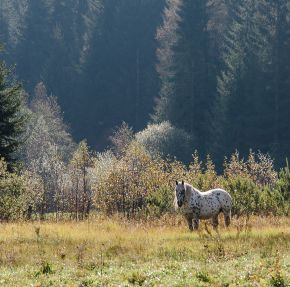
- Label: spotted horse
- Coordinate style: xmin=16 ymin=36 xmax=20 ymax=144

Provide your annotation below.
xmin=174 ymin=181 xmax=232 ymax=231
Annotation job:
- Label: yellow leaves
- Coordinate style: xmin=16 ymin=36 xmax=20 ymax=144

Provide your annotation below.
xmin=0 ymin=158 xmax=8 ymax=177
xmin=70 ymin=140 xmax=93 ymax=169
xmin=92 ymin=142 xmax=176 ymax=217
xmin=0 ymin=158 xmax=43 ymax=220
xmin=89 ymin=146 xmax=287 ymax=218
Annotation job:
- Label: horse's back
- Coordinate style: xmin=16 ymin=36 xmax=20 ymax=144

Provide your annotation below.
xmin=202 ymin=188 xmax=232 ymax=207
xmin=204 ymin=188 xmax=231 ymax=197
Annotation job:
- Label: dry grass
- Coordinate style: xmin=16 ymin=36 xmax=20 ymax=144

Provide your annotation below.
xmin=0 ymin=215 xmax=289 ymax=286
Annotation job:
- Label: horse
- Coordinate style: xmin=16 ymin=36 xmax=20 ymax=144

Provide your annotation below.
xmin=174 ymin=181 xmax=232 ymax=231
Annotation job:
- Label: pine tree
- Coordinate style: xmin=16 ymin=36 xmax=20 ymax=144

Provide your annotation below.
xmin=213 ymin=0 xmax=290 ymax=164
xmin=213 ymin=0 xmax=268 ymax=160
xmin=15 ymin=0 xmax=52 ymax=88
xmin=154 ymin=0 xmax=216 ymax=157
xmin=0 ymin=56 xmax=28 ymax=162
xmin=263 ymin=0 xmax=290 ymax=164
xmin=153 ymin=0 xmax=182 ymax=123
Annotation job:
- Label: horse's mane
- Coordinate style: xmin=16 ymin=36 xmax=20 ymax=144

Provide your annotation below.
xmin=184 ymin=182 xmax=201 ymax=194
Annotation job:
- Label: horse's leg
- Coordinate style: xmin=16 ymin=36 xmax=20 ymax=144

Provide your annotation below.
xmin=212 ymin=214 xmax=219 ymax=229
xmin=193 ymin=216 xmax=199 ymax=230
xmin=185 ymin=214 xmax=193 ymax=231
xmin=223 ymin=209 xmax=231 ymax=227
xmin=191 ymin=207 xmax=200 ymax=230
xmin=193 ymin=218 xmax=199 ymax=230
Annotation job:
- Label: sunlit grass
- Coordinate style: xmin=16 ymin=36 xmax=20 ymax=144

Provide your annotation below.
xmin=0 ymin=216 xmax=289 ymax=286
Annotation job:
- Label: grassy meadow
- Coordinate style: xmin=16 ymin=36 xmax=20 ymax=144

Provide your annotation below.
xmin=0 ymin=216 xmax=289 ymax=287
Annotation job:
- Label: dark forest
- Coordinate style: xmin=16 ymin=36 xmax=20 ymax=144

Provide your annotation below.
xmin=1 ymin=0 xmax=290 ymax=166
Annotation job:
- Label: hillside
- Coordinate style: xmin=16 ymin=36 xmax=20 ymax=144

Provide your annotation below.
xmin=1 ymin=1 xmax=290 ymax=165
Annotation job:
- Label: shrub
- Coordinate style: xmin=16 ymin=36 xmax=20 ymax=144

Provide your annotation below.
xmin=144 ymin=186 xmax=173 ymax=217
xmin=222 ymin=176 xmax=285 ymax=217
xmin=223 ymin=152 xmax=288 ymax=216
xmin=187 ymin=153 xmax=220 ymax=191
xmin=0 ymin=158 xmax=43 ymax=220
xmin=224 ymin=151 xmax=277 ymax=187
xmin=93 ymin=143 xmax=153 ymax=217
xmin=276 ymin=160 xmax=290 ymax=201
xmin=92 ymin=147 xmax=288 ymax=219
xmin=135 ymin=121 xmax=192 ymax=162
xmin=93 ymin=142 xmax=186 ymax=218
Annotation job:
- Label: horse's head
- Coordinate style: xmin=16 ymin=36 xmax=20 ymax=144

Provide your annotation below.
xmin=175 ymin=180 xmax=186 ymax=208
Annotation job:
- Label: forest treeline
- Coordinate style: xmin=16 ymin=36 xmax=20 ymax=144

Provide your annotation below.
xmin=0 ymin=69 xmax=289 ymax=220
xmin=1 ymin=0 xmax=290 ymax=165
xmin=0 ymin=118 xmax=290 ymax=220
xmin=154 ymin=0 xmax=290 ymax=165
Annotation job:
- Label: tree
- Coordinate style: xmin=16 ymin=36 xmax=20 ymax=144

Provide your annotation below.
xmin=109 ymin=122 xmax=134 ymax=157
xmin=262 ymin=0 xmax=290 ymax=164
xmin=22 ymin=82 xmax=74 ymax=163
xmin=212 ymin=0 xmax=269 ymax=162
xmin=211 ymin=0 xmax=290 ymax=165
xmin=20 ymin=82 xmax=74 ymax=215
xmin=69 ymin=140 xmax=93 ymax=220
xmin=153 ymin=0 xmax=182 ymax=124
xmin=153 ymin=0 xmax=216 ymax=157
xmin=0 ymin=54 xmax=28 ymax=162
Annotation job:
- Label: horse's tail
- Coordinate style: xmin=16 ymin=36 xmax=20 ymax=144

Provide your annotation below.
xmin=222 ymin=190 xmax=232 ymax=227
xmin=227 ymin=191 xmax=233 ymax=204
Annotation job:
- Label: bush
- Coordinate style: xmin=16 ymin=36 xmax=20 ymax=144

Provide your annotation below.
xmin=0 ymin=158 xmax=44 ymax=220
xmin=276 ymin=160 xmax=290 ymax=201
xmin=93 ymin=142 xmax=186 ymax=218
xmin=135 ymin=121 xmax=192 ymax=162
xmin=222 ymin=152 xmax=288 ymax=216
xmin=224 ymin=151 xmax=277 ymax=187
xmin=93 ymin=143 xmax=152 ymax=217
xmin=144 ymin=186 xmax=173 ymax=217
xmin=222 ymin=176 xmax=286 ymax=217
xmin=187 ymin=153 xmax=220 ymax=191
xmin=92 ymin=148 xmax=288 ymax=219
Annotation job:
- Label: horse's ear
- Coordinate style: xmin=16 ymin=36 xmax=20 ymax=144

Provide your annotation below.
xmin=176 ymin=181 xmax=178 ymax=186
xmin=182 ymin=180 xmax=184 ymax=185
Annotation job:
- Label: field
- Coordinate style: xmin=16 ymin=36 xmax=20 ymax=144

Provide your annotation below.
xmin=0 ymin=216 xmax=289 ymax=287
